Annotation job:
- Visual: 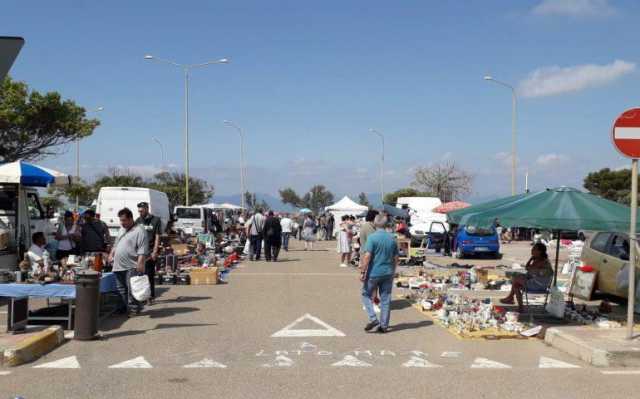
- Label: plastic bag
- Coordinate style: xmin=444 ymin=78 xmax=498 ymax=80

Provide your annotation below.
xmin=617 ymin=263 xmax=630 ymax=291
xmin=545 ymin=286 xmax=566 ymax=319
xmin=130 ymin=275 xmax=151 ymax=302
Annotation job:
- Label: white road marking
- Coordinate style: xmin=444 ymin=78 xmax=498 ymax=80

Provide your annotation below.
xmin=33 ymin=356 xmax=80 ymax=369
xmin=601 ymin=370 xmax=640 ymax=375
xmin=332 ymin=355 xmax=372 ymax=367
xmin=262 ymin=355 xmax=294 ymax=368
xmin=183 ymin=359 xmax=227 ymax=368
xmin=108 ymin=356 xmax=153 ymax=369
xmin=402 ymin=356 xmax=442 ymax=368
xmin=539 ymin=356 xmax=580 ymax=369
xmin=300 ymin=342 xmax=317 ymax=352
xmin=271 ymin=313 xmax=346 ymax=338
xmin=471 ymin=358 xmax=512 ymax=369
xmin=0 ymin=371 xmax=11 ymax=376
xmin=441 ymin=352 xmax=462 ymax=358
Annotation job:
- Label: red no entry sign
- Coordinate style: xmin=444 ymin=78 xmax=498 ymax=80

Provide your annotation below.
xmin=613 ymin=108 xmax=640 ymax=159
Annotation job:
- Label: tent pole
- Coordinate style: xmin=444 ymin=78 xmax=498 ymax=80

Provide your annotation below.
xmin=553 ymin=230 xmax=561 ymax=287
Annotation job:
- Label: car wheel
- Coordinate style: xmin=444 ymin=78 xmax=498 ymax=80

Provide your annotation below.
xmin=494 ymin=252 xmax=502 ymax=260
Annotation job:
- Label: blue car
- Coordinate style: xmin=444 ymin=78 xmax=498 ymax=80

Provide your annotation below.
xmin=453 ymin=225 xmax=501 ymax=259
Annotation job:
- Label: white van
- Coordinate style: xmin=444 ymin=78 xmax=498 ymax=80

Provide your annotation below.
xmin=0 ymin=184 xmax=56 ymax=270
xmin=173 ymin=205 xmax=208 ymax=236
xmin=96 ymin=187 xmax=170 ymax=237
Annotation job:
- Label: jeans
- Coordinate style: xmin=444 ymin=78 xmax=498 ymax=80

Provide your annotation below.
xmin=361 ymin=275 xmax=394 ymax=329
xmin=145 ymin=258 xmax=156 ymax=299
xmin=250 ymin=235 xmax=262 ymax=260
xmin=114 ymin=269 xmax=142 ymax=313
xmin=282 ymin=232 xmax=290 ymax=251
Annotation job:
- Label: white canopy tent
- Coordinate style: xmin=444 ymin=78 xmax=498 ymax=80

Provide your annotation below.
xmin=325 ymin=196 xmax=369 ymax=236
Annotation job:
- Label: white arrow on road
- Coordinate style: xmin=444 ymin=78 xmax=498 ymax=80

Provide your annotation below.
xmin=470 ymin=358 xmax=511 ymax=369
xmin=109 ymin=356 xmax=153 ymax=369
xmin=332 ymin=355 xmax=372 ymax=367
xmin=34 ymin=356 xmax=80 ymax=369
xmin=271 ymin=314 xmax=346 ymax=338
xmin=539 ymin=356 xmax=580 ymax=369
xmin=402 ymin=356 xmax=442 ymax=368
xmin=183 ymin=358 xmax=228 ymax=368
xmin=262 ymin=355 xmax=295 ymax=368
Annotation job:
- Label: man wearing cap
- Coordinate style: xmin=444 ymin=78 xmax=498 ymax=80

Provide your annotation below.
xmin=80 ymin=209 xmax=109 ymax=255
xmin=135 ymin=202 xmax=162 ymax=303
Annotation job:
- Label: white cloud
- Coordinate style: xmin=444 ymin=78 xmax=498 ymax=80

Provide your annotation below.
xmin=532 ymin=0 xmax=616 ymax=17
xmin=441 ymin=151 xmax=453 ymax=161
xmin=536 ymin=153 xmax=570 ymax=166
xmin=518 ymin=59 xmax=635 ymax=98
xmin=493 ymin=152 xmax=517 ymax=167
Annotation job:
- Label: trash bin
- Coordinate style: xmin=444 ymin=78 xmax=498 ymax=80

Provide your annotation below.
xmin=74 ymin=270 xmax=100 ymax=340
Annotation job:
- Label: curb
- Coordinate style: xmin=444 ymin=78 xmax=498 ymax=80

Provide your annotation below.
xmin=1 ymin=326 xmax=65 ymax=367
xmin=545 ymin=328 xmax=610 ymax=367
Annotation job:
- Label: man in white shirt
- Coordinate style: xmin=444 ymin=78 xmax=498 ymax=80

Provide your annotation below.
xmin=245 ymin=209 xmax=265 ymax=261
xmin=280 ymin=214 xmax=293 ymax=251
xmin=27 ymin=232 xmax=50 ymax=275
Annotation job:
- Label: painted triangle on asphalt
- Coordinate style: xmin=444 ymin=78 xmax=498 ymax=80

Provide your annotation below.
xmin=441 ymin=351 xmax=462 ymax=358
xmin=402 ymin=356 xmax=442 ymax=368
xmin=470 ymin=357 xmax=512 ymax=369
xmin=262 ymin=355 xmax=294 ymax=368
xmin=539 ymin=356 xmax=580 ymax=369
xmin=0 ymin=371 xmax=12 ymax=376
xmin=331 ymin=355 xmax=372 ymax=367
xmin=33 ymin=356 xmax=80 ymax=369
xmin=271 ymin=313 xmax=346 ymax=338
xmin=108 ymin=356 xmax=153 ymax=369
xmin=183 ymin=358 xmax=227 ymax=368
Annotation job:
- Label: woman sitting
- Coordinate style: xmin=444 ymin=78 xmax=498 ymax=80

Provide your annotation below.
xmin=500 ymin=243 xmax=553 ymax=312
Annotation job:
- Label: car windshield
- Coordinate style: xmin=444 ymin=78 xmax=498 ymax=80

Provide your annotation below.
xmin=465 ymin=226 xmax=495 ymax=236
xmin=176 ymin=208 xmax=201 ymax=219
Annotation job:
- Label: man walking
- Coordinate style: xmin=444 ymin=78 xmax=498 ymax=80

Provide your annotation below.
xmin=264 ymin=211 xmax=282 ymax=262
xmin=359 ymin=214 xmax=399 ymax=333
xmin=246 ymin=208 xmax=265 ymax=261
xmin=135 ymin=202 xmax=162 ymax=304
xmin=358 ymin=210 xmax=378 ymax=252
xmin=280 ymin=213 xmax=293 ymax=251
xmin=108 ymin=208 xmax=148 ymax=315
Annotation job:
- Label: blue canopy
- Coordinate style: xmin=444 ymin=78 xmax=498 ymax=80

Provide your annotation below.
xmin=0 ymin=161 xmax=73 ymax=187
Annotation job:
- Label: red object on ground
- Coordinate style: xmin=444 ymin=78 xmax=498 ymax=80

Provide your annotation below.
xmin=612 ymin=108 xmax=640 ymax=159
xmin=579 ymin=265 xmax=594 ymax=272
xmin=433 ymin=201 xmax=471 ymax=214
xmin=224 ymin=253 xmax=239 ymax=268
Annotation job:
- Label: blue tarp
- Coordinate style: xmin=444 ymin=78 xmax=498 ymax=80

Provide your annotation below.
xmin=0 ymin=272 xmax=117 ymax=299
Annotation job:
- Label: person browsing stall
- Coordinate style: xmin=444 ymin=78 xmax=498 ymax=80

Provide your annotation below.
xmin=136 ymin=202 xmax=162 ymax=304
xmin=80 ymin=209 xmax=109 ymax=254
xmin=56 ymin=210 xmax=81 ymax=260
xmin=108 ymin=208 xmax=148 ymax=316
xmin=359 ymin=214 xmax=399 ymax=334
xmin=26 ymin=232 xmax=51 ymax=276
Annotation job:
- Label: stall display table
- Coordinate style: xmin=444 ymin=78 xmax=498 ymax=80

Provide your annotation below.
xmin=0 ymin=272 xmax=118 ymax=330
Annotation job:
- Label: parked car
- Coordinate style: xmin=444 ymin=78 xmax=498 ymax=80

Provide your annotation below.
xmin=96 ymin=187 xmax=170 ymax=237
xmin=453 ymin=225 xmax=500 ymax=259
xmin=580 ymin=231 xmax=639 ymax=298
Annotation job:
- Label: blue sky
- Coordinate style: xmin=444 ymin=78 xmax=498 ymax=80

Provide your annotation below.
xmin=4 ymin=0 xmax=640 ymax=202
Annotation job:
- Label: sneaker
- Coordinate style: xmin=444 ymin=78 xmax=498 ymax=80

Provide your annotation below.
xmin=375 ymin=326 xmax=388 ymax=334
xmin=364 ymin=320 xmax=379 ymax=332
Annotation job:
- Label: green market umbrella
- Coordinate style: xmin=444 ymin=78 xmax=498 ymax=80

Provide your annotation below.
xmin=447 ymin=187 xmax=640 ymax=285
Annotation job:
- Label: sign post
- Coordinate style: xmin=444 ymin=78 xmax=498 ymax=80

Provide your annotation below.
xmin=612 ymin=108 xmax=640 ymax=339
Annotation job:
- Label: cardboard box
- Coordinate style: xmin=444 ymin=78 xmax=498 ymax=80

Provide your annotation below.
xmin=190 ymin=268 xmax=219 ymax=285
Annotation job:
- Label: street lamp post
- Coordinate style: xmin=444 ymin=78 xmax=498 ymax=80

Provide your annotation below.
xmin=76 ymin=106 xmax=103 ymax=210
xmin=144 ymin=54 xmax=229 ymax=206
xmin=152 ymin=137 xmax=166 ymax=172
xmin=369 ymin=128 xmax=385 ymax=205
xmin=484 ymin=75 xmax=518 ymax=196
xmin=223 ymin=120 xmax=247 ymax=210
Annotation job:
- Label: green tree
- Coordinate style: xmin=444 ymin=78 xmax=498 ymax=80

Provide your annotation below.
xmin=383 ymin=187 xmax=431 ymax=205
xmin=47 ymin=180 xmax=95 ymax=208
xmin=0 ymin=77 xmax=100 ymax=162
xmin=150 ymin=171 xmax=214 ymax=208
xmin=244 ymin=192 xmax=270 ymax=212
xmin=41 ymin=195 xmax=64 ymax=211
xmin=279 ymin=187 xmax=303 ymax=208
xmin=584 ymin=168 xmax=634 ymax=204
xmin=93 ymin=168 xmax=147 ymax=191
xmin=358 ymin=192 xmax=371 ymax=208
xmin=302 ymin=185 xmax=334 ymax=214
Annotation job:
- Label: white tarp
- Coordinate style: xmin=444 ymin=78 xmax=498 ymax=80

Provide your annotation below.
xmin=325 ymin=196 xmax=369 ymax=236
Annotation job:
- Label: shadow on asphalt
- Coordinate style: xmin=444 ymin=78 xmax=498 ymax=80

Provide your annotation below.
xmin=144 ymin=306 xmax=200 ymax=319
xmin=390 ymin=300 xmax=413 ymax=311
xmin=389 ymin=320 xmax=433 ymax=332
xmin=157 ymin=296 xmax=212 ymax=304
xmin=100 ymin=322 xmax=216 ymax=340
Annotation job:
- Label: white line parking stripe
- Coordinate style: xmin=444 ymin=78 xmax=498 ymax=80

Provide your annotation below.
xmin=601 ymin=370 xmax=640 ymax=375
